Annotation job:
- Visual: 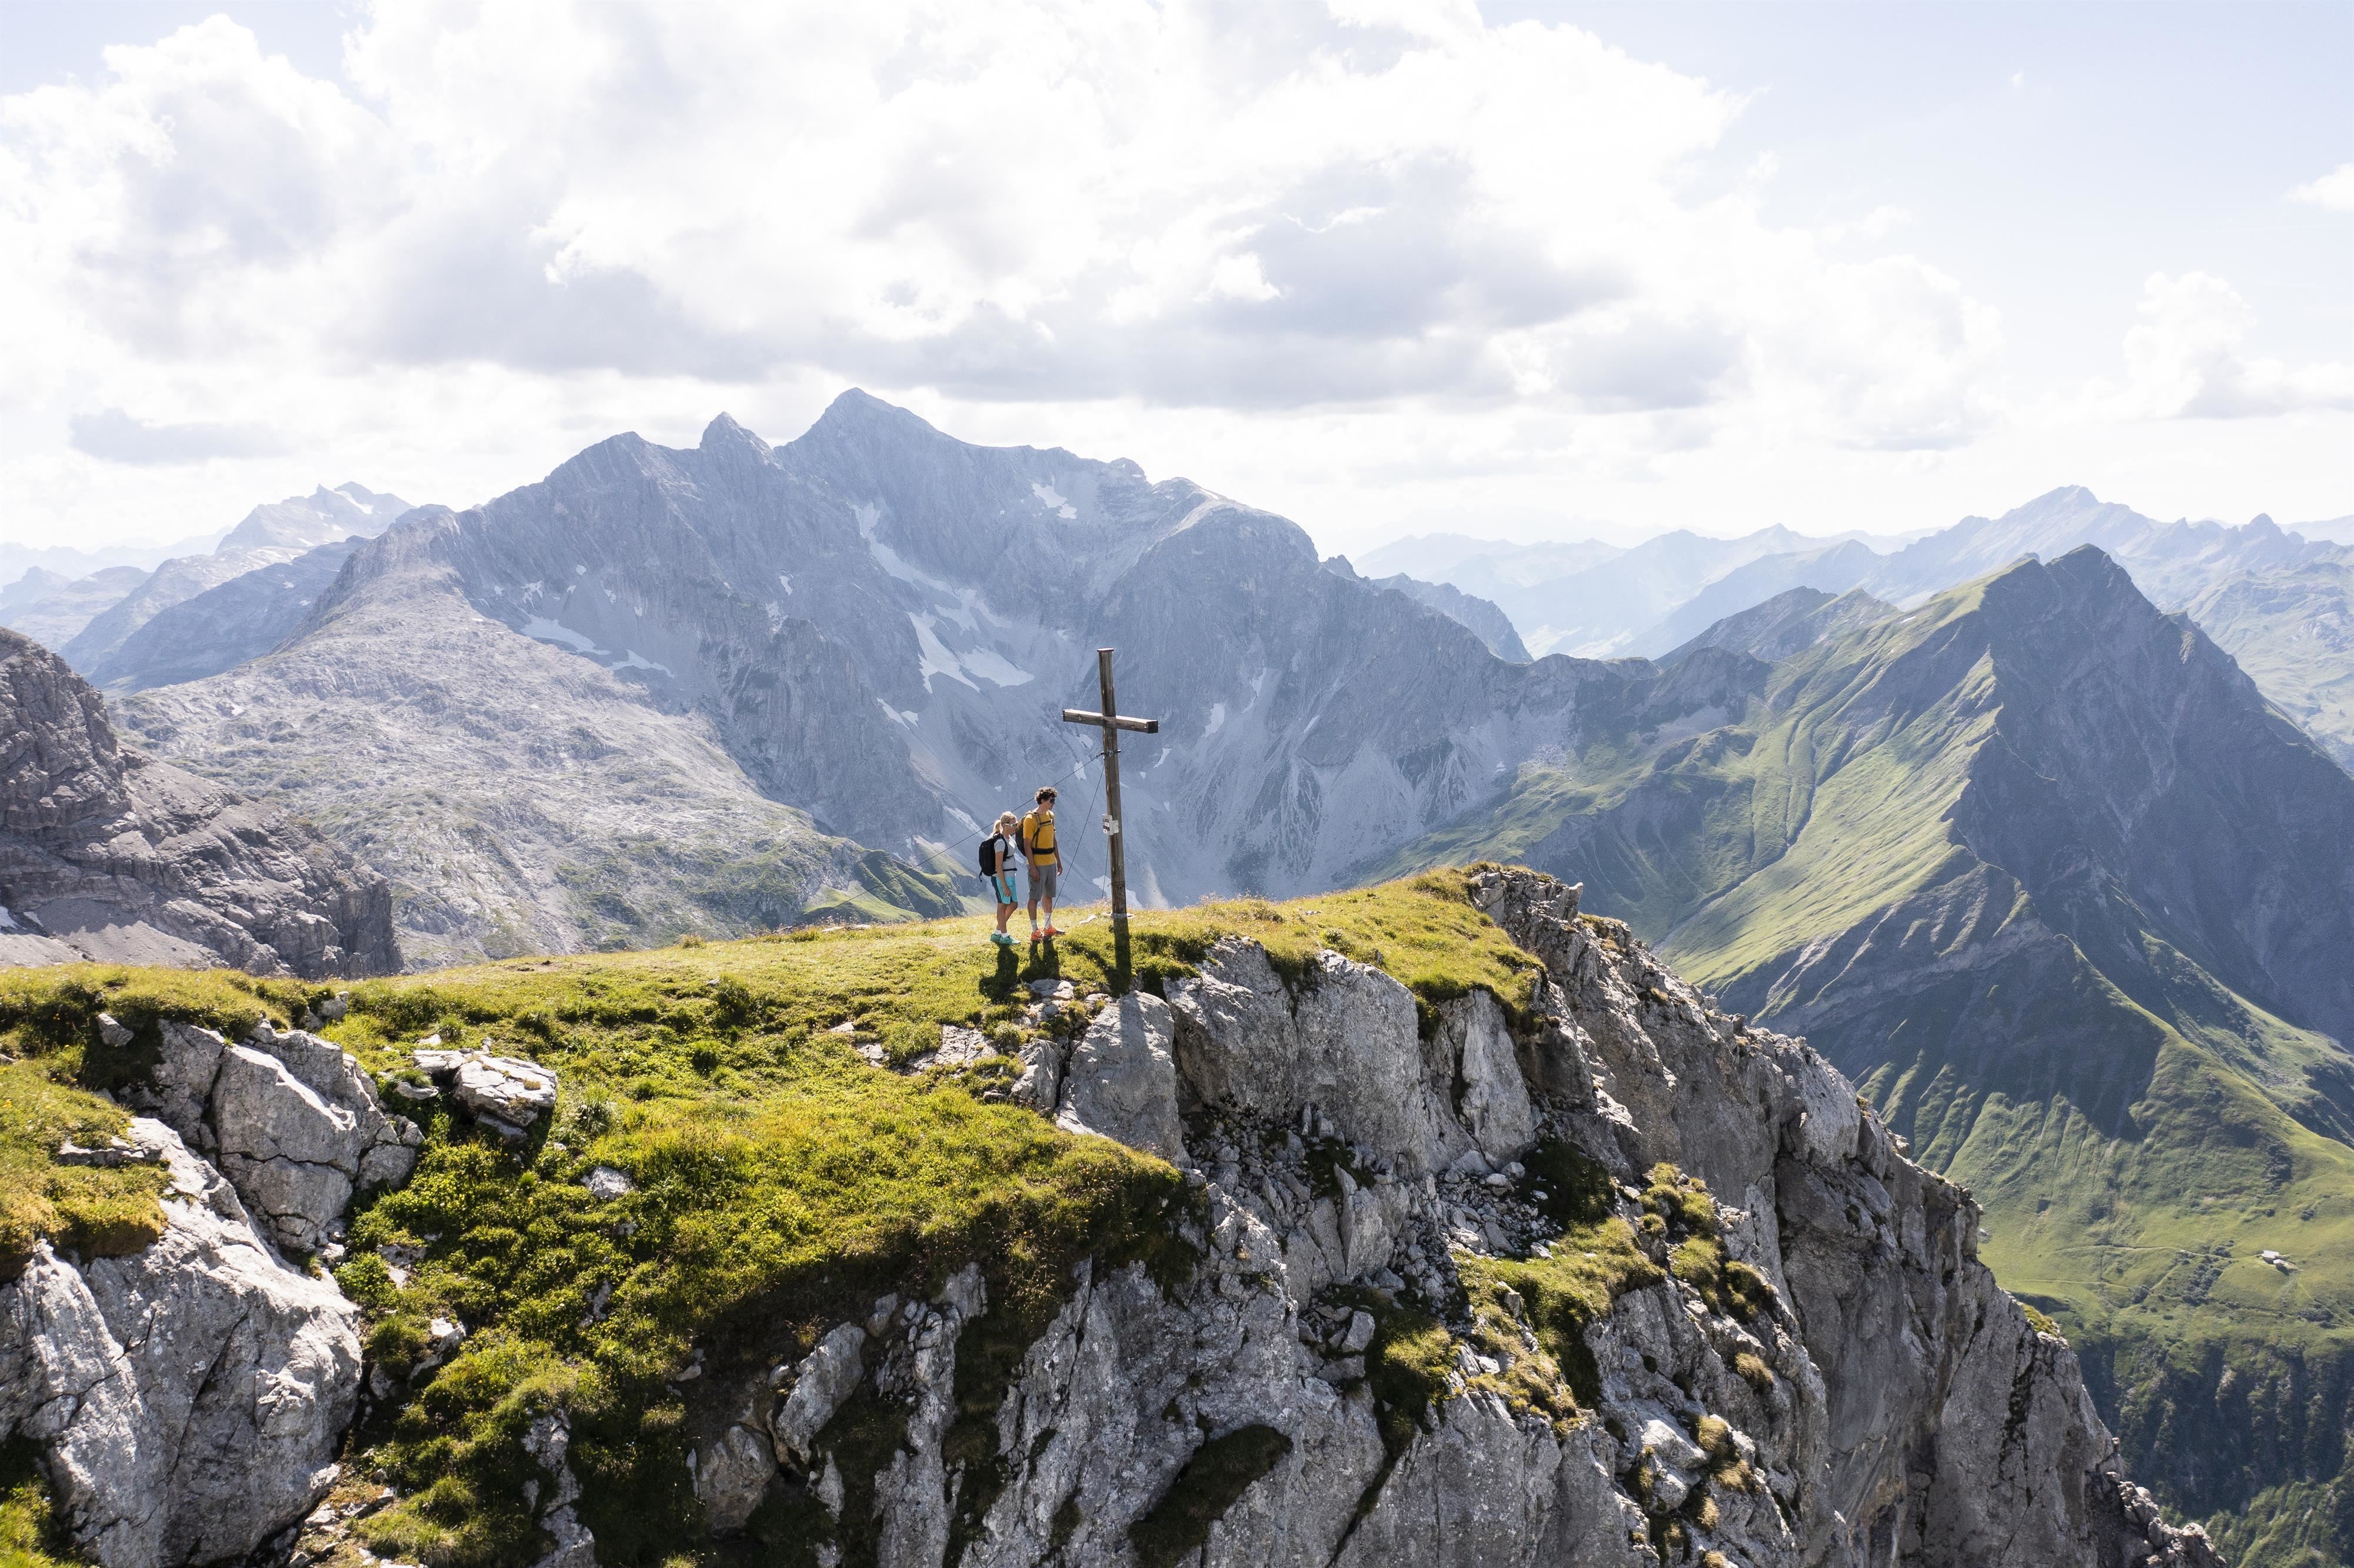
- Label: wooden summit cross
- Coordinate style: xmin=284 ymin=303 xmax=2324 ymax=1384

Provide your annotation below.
xmin=1061 ymin=647 xmax=1158 ymax=980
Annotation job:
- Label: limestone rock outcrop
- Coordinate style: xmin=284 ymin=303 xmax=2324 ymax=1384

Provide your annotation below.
xmin=414 ymin=1045 xmax=560 ymax=1132
xmin=1052 ymin=991 xmax=1188 ymax=1163
xmin=0 ymin=627 xmax=398 ymax=976
xmin=122 ymin=1018 xmax=421 ymax=1256
xmin=0 ymin=1120 xmax=361 ymax=1568
xmin=690 ymin=867 xmax=2217 ymax=1568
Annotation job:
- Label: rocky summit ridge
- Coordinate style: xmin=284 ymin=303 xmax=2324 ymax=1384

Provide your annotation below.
xmin=0 ymin=868 xmax=2217 ymax=1567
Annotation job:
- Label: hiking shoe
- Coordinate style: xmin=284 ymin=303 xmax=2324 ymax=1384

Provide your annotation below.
xmin=990 ymin=932 xmax=1014 ymax=947
xmin=1042 ymin=926 xmax=1062 ymax=938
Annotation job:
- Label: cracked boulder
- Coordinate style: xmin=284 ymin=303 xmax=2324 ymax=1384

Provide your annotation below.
xmin=0 ymin=1119 xmax=360 ymax=1568
xmin=197 ymin=1023 xmax=421 ymax=1254
xmin=1053 ymin=991 xmax=1186 ymax=1164
xmin=125 ymin=1018 xmax=420 ymax=1256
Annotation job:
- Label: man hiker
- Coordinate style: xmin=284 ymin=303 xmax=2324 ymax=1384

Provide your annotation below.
xmin=979 ymin=812 xmax=1021 ymax=946
xmin=1020 ymin=785 xmax=1062 ymax=940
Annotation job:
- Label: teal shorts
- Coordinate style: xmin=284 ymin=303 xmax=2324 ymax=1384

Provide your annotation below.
xmin=986 ymin=871 xmax=1018 ymax=907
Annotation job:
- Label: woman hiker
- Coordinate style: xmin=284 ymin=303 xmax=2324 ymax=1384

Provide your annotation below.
xmin=979 ymin=812 xmax=1021 ymax=946
xmin=1020 ymin=785 xmax=1062 ymax=941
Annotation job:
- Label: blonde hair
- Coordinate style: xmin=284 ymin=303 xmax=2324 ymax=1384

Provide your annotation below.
xmin=994 ymin=811 xmax=1018 ymax=833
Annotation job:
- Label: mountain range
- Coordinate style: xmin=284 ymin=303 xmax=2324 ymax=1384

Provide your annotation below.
xmin=5 ymin=392 xmax=2349 ymax=1560
xmin=114 ymin=395 xmax=1647 ymax=964
xmin=1369 ymin=488 xmax=2354 ymax=770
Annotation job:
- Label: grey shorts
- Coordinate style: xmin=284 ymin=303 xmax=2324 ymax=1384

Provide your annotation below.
xmin=1028 ymin=863 xmax=1058 ymax=900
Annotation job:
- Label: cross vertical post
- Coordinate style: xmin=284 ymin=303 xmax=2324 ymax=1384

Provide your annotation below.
xmin=1060 ymin=647 xmax=1158 ymax=987
xmin=1096 ymin=648 xmax=1131 ymax=977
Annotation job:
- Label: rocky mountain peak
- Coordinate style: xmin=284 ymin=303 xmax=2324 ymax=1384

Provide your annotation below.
xmin=699 ymin=410 xmax=771 ymax=456
xmin=218 ymin=481 xmax=413 ymax=553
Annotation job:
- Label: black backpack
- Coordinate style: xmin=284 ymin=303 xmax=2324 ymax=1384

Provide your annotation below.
xmin=976 ymin=834 xmax=1004 ymax=876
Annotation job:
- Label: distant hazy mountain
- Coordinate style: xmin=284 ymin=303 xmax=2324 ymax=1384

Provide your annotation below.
xmin=1628 ymin=540 xmax=1890 ymax=658
xmin=1355 ymin=531 xmax=1622 ymax=604
xmin=1362 ymin=525 xmax=1883 ymax=657
xmin=0 ymin=567 xmax=71 ymax=621
xmin=1657 ymin=584 xmax=1896 ymax=666
xmin=217 ymin=481 xmax=412 ymax=552
xmin=87 ymin=537 xmax=367 ymax=691
xmin=61 ymin=482 xmax=413 ymax=673
xmin=1860 ymin=489 xmax=2342 ymax=609
xmin=1391 ymin=486 xmax=2354 ymax=767
xmin=0 ymin=530 xmax=227 ymax=588
xmin=0 ymin=564 xmax=150 ymax=650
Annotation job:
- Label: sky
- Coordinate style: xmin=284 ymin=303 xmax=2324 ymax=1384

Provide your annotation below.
xmin=1 ymin=0 xmax=2348 ymax=561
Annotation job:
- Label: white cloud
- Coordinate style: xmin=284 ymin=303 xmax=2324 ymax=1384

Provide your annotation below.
xmin=1 ymin=12 xmax=1994 ymax=417
xmin=0 ymin=1 xmax=2340 ymax=553
xmin=2290 ymin=162 xmax=2354 ymax=212
xmin=69 ymin=407 xmax=288 ymax=464
xmin=2114 ymin=271 xmax=2354 ymax=420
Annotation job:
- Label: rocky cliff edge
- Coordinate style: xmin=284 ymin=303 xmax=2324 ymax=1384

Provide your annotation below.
xmin=1 ymin=868 xmax=2217 ymax=1568
xmin=672 ymin=868 xmax=2218 ymax=1568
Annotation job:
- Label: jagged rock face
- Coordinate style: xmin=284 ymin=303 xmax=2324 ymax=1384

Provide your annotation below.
xmin=1 ymin=1008 xmax=435 ymax=1564
xmin=0 ymin=1120 xmax=361 ymax=1568
xmin=189 ymin=1021 xmax=423 ymax=1254
xmin=1941 ymin=550 xmax=2354 ymax=1044
xmin=0 ymin=628 xmax=398 ymax=976
xmin=107 ymin=1017 xmax=424 ymax=1256
xmin=680 ymin=870 xmax=2212 ymax=1568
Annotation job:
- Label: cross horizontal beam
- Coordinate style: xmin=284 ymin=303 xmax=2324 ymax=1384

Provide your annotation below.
xmin=1061 ymin=708 xmax=1159 ymax=734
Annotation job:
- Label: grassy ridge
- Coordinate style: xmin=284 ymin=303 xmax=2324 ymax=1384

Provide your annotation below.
xmin=0 ymin=870 xmax=1536 ymax=1566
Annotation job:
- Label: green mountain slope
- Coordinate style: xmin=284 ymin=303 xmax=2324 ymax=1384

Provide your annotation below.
xmin=1384 ymin=547 xmax=2354 ymax=1563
